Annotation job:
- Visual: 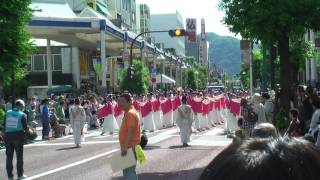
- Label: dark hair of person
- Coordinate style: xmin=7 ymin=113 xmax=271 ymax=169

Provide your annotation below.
xmin=237 ymin=117 xmax=243 ymax=127
xmin=251 ymin=123 xmax=278 ymax=138
xmin=298 ymin=86 xmax=305 ymax=93
xmin=240 ymin=98 xmax=247 ymax=106
xmin=181 ymin=95 xmax=187 ymax=104
xmin=306 ymin=86 xmax=314 ymax=96
xmin=200 ymin=137 xmax=320 ymax=180
xmin=120 ymin=93 xmax=132 ymax=103
xmin=74 ymin=98 xmax=80 ymax=105
xmin=43 ymin=98 xmax=49 ymax=104
xmin=290 ymin=108 xmax=299 ymax=118
xmin=262 ymin=93 xmax=270 ymax=100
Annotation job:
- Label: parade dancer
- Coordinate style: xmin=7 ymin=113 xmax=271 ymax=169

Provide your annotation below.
xmin=177 ymin=95 xmax=193 ymax=147
xmin=100 ymin=97 xmax=119 ymax=135
xmin=70 ymin=98 xmax=86 ymax=148
xmin=152 ymin=96 xmax=162 ymax=130
xmin=141 ymin=94 xmax=156 ymax=132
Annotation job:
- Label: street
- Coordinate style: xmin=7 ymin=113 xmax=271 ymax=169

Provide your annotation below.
xmin=0 ymin=126 xmax=231 ymax=180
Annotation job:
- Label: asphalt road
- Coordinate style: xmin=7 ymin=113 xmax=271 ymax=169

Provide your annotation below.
xmin=0 ymin=126 xmax=231 ymax=180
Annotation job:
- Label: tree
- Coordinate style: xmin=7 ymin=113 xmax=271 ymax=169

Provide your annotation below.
xmin=0 ymin=0 xmax=34 ymax=101
xmin=185 ymin=56 xmax=209 ymax=90
xmin=187 ymin=69 xmax=198 ymax=90
xmin=120 ymin=60 xmax=151 ymax=95
xmin=219 ymin=0 xmax=320 ymax=113
xmin=197 ymin=65 xmax=209 ymax=89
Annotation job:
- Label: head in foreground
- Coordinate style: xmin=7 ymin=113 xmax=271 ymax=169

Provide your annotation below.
xmin=200 ymin=137 xmax=320 ymax=180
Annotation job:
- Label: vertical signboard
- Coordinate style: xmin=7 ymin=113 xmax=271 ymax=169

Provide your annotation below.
xmin=199 ymin=44 xmax=203 ymax=64
xmin=186 ymin=18 xmax=197 ymax=43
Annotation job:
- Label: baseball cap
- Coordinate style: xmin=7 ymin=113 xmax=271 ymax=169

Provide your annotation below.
xmin=15 ymin=99 xmax=25 ymax=107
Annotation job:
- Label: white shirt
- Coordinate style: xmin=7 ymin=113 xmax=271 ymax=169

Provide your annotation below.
xmin=309 ymin=109 xmax=320 ymax=135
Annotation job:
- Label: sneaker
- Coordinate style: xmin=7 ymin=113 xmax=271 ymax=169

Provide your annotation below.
xmin=8 ymin=177 xmax=14 ymax=180
xmin=100 ymin=132 xmax=105 ymax=136
xmin=18 ymin=175 xmax=28 ymax=179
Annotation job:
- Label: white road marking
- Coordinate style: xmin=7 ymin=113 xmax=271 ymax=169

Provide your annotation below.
xmin=24 ymin=141 xmax=119 ymax=147
xmin=25 ymin=149 xmax=119 ymax=180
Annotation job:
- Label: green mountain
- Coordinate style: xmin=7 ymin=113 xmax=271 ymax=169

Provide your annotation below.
xmin=206 ymin=32 xmax=241 ymax=75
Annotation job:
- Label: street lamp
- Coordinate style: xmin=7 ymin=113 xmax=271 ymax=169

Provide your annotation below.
xmin=157 ymin=54 xmax=166 ymax=90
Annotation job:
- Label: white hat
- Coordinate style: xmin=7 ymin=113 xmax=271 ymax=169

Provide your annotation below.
xmin=15 ymin=99 xmax=25 ymax=107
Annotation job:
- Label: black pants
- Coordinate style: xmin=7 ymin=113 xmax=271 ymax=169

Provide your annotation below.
xmin=5 ymin=138 xmax=24 ymax=178
xmin=42 ymin=121 xmax=50 ymax=139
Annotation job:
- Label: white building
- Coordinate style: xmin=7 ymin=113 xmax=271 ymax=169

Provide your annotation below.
xmin=199 ymin=19 xmax=209 ymax=67
xmin=136 ymin=4 xmax=151 ymax=41
xmin=150 ymin=11 xmax=185 ymax=57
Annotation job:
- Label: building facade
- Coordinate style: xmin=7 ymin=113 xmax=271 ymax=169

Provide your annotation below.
xmin=136 ymin=4 xmax=151 ymax=41
xmin=198 ymin=19 xmax=209 ymax=67
xmin=106 ymin=0 xmax=137 ymax=31
xmin=185 ymin=18 xmax=199 ymax=62
xmin=150 ymin=11 xmax=185 ymax=57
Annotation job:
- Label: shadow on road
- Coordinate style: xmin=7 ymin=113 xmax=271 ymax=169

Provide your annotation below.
xmin=168 ymin=145 xmax=185 ymax=149
xmin=143 ymin=145 xmax=161 ymax=150
xmin=56 ymin=146 xmax=80 ymax=151
xmin=111 ymin=168 xmax=204 ymax=180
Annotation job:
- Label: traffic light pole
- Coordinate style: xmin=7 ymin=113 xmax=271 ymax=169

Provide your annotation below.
xmin=130 ymin=30 xmax=170 ymax=66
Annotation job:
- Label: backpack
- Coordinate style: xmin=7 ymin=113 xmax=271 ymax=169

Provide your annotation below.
xmin=140 ymin=133 xmax=148 ymax=149
xmin=247 ymin=106 xmax=258 ymax=123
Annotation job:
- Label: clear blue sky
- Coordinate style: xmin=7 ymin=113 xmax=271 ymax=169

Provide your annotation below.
xmin=137 ymin=0 xmax=238 ymax=38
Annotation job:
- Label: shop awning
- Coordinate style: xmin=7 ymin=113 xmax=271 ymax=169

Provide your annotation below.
xmin=156 ymin=74 xmax=176 ymax=84
xmin=96 ymin=0 xmax=112 ymax=17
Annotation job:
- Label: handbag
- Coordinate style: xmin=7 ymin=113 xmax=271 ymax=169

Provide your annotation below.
xmin=140 ymin=133 xmax=148 ymax=149
xmin=247 ymin=107 xmax=258 ymax=123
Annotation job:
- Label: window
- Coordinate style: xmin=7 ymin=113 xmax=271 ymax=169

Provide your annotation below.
xmin=28 ymin=54 xmax=62 ymax=72
xmin=53 ymin=55 xmax=62 ymax=71
xmin=33 ymin=55 xmax=45 ymax=71
xmin=26 ymin=56 xmax=32 ymax=72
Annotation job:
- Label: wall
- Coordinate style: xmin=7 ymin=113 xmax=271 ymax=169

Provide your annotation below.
xmin=150 ymin=12 xmax=185 ymax=57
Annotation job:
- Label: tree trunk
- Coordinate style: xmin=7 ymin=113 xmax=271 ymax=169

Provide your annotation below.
xmin=269 ymin=45 xmax=277 ymax=90
xmin=11 ymin=72 xmax=15 ymax=108
xmin=279 ymin=34 xmax=291 ymax=114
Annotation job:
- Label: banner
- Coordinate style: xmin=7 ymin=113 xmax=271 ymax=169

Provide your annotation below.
xmin=186 ymin=18 xmax=197 ymax=43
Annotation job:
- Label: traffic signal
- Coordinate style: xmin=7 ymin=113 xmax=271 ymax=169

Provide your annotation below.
xmin=168 ymin=29 xmax=186 ymax=37
xmin=127 ymin=66 xmax=135 ymax=79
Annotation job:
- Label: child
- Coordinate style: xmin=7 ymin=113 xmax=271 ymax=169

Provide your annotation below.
xmin=286 ymin=108 xmax=301 ymax=137
xmin=233 ymin=117 xmax=246 ymax=142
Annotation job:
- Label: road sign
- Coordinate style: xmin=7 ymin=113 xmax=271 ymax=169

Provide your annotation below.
xmin=122 ymin=51 xmax=130 ymax=61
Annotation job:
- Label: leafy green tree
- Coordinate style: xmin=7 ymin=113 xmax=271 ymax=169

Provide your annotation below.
xmin=197 ymin=65 xmax=209 ymax=89
xmin=187 ymin=69 xmax=198 ymax=90
xmin=0 ymin=0 xmax=34 ymax=88
xmin=120 ymin=60 xmax=151 ymax=95
xmin=219 ymin=0 xmax=320 ymax=112
xmin=185 ymin=56 xmax=209 ymax=89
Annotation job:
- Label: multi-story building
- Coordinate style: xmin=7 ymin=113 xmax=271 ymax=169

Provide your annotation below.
xmin=199 ymin=19 xmax=209 ymax=67
xmin=150 ymin=11 xmax=185 ymax=57
xmin=136 ymin=4 xmax=151 ymax=42
xmin=106 ymin=0 xmax=137 ymax=31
